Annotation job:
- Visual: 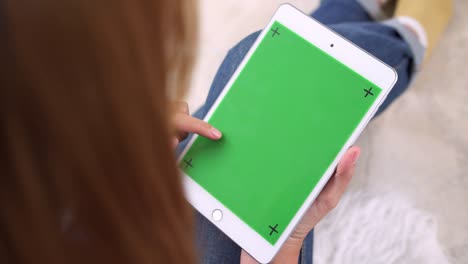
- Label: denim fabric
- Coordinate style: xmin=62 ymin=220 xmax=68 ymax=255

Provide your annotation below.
xmin=182 ymin=1 xmax=417 ymax=263
xmin=383 ymin=18 xmax=426 ymax=70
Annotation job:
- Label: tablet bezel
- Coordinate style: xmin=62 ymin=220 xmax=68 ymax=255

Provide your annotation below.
xmin=179 ymin=4 xmax=397 ymax=263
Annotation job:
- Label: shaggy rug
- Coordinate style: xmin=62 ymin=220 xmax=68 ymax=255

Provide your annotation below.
xmin=314 ymin=191 xmax=451 ymax=264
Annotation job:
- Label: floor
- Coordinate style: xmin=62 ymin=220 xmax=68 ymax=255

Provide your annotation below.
xmin=187 ymin=0 xmax=468 ymax=263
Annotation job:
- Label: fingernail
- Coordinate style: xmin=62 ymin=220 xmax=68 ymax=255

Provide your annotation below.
xmin=172 ymin=138 xmax=179 ymax=148
xmin=351 ymin=150 xmax=361 ymax=165
xmin=210 ymin=128 xmax=222 ymax=139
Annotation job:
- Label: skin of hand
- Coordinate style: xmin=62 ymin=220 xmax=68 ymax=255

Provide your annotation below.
xmin=241 ymin=146 xmax=361 ymax=264
xmin=171 ymin=101 xmax=223 ymax=145
xmin=171 ymin=101 xmax=360 ymax=264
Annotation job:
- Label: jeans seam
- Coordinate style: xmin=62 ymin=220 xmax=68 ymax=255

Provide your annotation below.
xmin=301 ymin=240 xmax=306 ymax=264
xmin=392 ymin=57 xmax=408 ymax=72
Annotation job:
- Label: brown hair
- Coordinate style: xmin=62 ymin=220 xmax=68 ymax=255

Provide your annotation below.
xmin=0 ymin=0 xmax=197 ymax=263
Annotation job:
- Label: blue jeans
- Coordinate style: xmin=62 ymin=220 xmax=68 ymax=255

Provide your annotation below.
xmin=182 ymin=1 xmax=417 ymax=263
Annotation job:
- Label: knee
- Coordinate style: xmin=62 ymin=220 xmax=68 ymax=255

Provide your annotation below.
xmin=225 ymin=31 xmax=261 ymax=70
xmin=203 ymin=31 xmax=262 ymax=117
xmin=328 ymin=23 xmax=412 ymax=68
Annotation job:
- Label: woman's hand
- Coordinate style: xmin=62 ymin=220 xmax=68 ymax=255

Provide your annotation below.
xmin=171 ymin=102 xmax=222 ymax=146
xmin=241 ymin=146 xmax=361 ymax=264
xmin=172 ymin=101 xmax=360 ymax=263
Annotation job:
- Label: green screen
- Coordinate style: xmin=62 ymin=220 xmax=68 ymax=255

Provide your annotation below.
xmin=181 ymin=21 xmax=381 ymax=245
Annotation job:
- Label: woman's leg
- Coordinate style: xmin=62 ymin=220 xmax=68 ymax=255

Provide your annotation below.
xmin=194 ymin=211 xmax=241 ymax=264
xmin=185 ymin=2 xmax=419 ymax=264
xmin=327 ymin=22 xmax=414 ymax=115
xmin=312 ymin=0 xmax=373 ymax=24
xmin=193 ymin=21 xmax=416 ymax=125
xmin=189 ymin=27 xmax=413 ymax=130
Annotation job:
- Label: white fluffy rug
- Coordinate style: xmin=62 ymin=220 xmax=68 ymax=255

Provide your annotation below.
xmin=314 ymin=191 xmax=451 ymax=264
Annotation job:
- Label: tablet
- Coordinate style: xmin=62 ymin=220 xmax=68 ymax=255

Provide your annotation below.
xmin=179 ymin=4 xmax=397 ymax=263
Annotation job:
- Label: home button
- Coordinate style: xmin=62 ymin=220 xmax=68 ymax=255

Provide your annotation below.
xmin=212 ymin=209 xmax=223 ymax=222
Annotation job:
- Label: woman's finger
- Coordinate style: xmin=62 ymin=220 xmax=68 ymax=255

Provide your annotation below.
xmin=240 ymin=250 xmax=259 ymax=264
xmin=173 ymin=114 xmax=222 ymax=140
xmin=314 ymin=146 xmax=360 ymax=213
xmin=333 ymin=146 xmax=360 ymax=194
xmin=172 ymin=101 xmax=189 ymax=114
xmin=287 ymin=146 xmax=361 ymax=240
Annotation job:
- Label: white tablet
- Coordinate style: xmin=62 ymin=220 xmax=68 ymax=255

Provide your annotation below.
xmin=179 ymin=4 xmax=397 ymax=263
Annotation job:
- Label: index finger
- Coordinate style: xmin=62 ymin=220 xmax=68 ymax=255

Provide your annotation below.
xmin=174 ymin=114 xmax=223 ymax=140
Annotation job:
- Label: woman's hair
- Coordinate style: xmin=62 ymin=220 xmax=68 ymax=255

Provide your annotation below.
xmin=0 ymin=0 xmax=197 ymax=263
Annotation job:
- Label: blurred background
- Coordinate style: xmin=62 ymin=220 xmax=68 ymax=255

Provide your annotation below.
xmin=186 ymin=0 xmax=468 ymax=263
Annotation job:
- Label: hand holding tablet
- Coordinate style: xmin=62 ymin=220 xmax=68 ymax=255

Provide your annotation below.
xmin=179 ymin=4 xmax=397 ymax=263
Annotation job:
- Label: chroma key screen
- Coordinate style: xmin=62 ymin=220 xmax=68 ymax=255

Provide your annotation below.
xmin=181 ymin=21 xmax=381 ymax=245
